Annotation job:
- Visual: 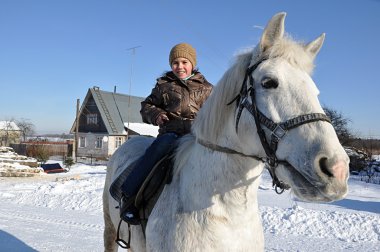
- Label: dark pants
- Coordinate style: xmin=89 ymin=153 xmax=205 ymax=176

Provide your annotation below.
xmin=121 ymin=132 xmax=178 ymax=197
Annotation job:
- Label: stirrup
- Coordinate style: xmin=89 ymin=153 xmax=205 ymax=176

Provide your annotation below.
xmin=120 ymin=195 xmax=140 ymax=225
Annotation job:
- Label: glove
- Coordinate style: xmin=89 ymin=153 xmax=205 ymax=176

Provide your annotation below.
xmin=155 ymin=114 xmax=169 ymax=126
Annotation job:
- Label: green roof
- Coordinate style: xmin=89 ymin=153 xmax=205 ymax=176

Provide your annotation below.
xmin=71 ymin=87 xmax=145 ymax=135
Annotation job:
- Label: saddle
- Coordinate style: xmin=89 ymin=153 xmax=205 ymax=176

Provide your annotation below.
xmin=109 ymin=153 xmax=174 ymax=227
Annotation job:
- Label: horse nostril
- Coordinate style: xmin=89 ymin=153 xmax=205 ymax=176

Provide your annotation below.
xmin=319 ymin=157 xmax=334 ymax=178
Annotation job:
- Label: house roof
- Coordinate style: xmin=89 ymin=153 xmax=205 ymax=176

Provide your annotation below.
xmin=70 ymin=87 xmax=146 ymax=135
xmin=0 ymin=121 xmax=20 ymax=131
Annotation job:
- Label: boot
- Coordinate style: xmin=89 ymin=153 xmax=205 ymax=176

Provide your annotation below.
xmin=120 ymin=194 xmax=140 ymax=225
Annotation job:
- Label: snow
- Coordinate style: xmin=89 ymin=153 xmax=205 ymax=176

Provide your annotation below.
xmin=0 ymin=162 xmax=379 ymax=251
xmin=124 ymin=122 xmax=159 ymax=137
xmin=0 ymin=147 xmax=34 ymax=161
xmin=0 ymin=121 xmax=20 ymax=131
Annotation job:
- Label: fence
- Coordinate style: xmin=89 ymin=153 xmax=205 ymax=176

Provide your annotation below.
xmin=10 ymin=142 xmax=109 ymax=165
xmin=10 ymin=141 xmax=73 ymax=158
xmin=75 ymin=155 xmax=108 ymax=165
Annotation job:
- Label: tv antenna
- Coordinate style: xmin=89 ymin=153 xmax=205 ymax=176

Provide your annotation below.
xmin=126 ymin=46 xmax=142 ymax=134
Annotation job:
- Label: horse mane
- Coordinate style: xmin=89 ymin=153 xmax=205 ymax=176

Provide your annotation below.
xmin=192 ymin=35 xmax=317 ymax=144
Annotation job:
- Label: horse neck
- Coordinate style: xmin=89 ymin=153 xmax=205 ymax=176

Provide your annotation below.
xmin=175 ymin=136 xmax=265 ymax=210
xmin=191 ymin=48 xmax=266 ymax=159
xmin=182 ymin=50 xmax=266 ymax=210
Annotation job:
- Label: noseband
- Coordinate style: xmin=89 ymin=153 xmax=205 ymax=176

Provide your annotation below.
xmin=199 ymin=57 xmax=331 ymax=194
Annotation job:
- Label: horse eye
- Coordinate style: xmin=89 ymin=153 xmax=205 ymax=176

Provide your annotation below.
xmin=261 ymin=78 xmax=278 ymax=89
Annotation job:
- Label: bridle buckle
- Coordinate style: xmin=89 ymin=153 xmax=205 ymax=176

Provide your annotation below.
xmin=272 ymin=124 xmax=287 ymax=140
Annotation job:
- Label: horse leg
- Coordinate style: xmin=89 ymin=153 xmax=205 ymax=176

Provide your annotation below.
xmin=103 ymin=184 xmax=117 ymax=252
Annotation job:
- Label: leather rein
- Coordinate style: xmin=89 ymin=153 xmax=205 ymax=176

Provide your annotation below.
xmin=198 ymin=57 xmax=331 ymax=194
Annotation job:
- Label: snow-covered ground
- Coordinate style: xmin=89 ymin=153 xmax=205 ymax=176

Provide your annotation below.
xmin=0 ymin=161 xmax=379 ymax=252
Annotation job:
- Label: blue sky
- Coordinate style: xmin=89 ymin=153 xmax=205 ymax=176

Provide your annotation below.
xmin=0 ymin=0 xmax=379 ymax=137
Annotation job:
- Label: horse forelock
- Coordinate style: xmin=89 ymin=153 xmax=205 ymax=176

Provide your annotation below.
xmin=264 ymin=35 xmax=316 ymax=75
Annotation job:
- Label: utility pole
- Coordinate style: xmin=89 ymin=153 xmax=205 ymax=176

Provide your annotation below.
xmin=73 ymin=99 xmax=80 ymax=162
xmin=126 ymin=46 xmax=141 ymax=138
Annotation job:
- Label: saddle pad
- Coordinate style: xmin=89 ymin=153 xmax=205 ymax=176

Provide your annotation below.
xmin=109 ymin=153 xmax=173 ymax=233
xmin=109 ymin=160 xmax=138 ymax=203
xmin=109 ymin=154 xmax=173 ymax=206
xmin=135 ymin=154 xmax=172 ymax=208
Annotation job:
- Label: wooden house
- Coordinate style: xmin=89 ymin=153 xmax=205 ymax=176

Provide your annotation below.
xmin=0 ymin=121 xmax=21 ymax=146
xmin=70 ymin=86 xmax=158 ymax=159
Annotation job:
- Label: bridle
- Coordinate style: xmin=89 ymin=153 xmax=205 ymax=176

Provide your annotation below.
xmin=198 ymin=57 xmax=331 ymax=194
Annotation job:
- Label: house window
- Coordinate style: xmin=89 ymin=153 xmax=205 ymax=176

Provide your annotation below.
xmin=87 ymin=114 xmax=98 ymax=125
xmin=115 ymin=137 xmax=123 ymax=148
xmin=79 ymin=136 xmax=86 ymax=148
xmin=95 ymin=137 xmax=103 ymax=149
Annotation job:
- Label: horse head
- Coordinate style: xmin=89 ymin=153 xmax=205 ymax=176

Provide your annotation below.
xmin=193 ymin=12 xmax=349 ymax=203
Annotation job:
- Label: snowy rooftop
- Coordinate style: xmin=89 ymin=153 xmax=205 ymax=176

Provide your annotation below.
xmin=0 ymin=121 xmax=20 ymax=131
xmin=124 ymin=122 xmax=159 ymax=137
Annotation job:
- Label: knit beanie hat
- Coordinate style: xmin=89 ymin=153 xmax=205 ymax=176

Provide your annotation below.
xmin=169 ymin=43 xmax=197 ymax=69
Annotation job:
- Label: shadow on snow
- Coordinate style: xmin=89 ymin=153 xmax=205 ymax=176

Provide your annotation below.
xmin=0 ymin=230 xmax=38 ymax=252
xmin=329 ymin=198 xmax=380 ymax=214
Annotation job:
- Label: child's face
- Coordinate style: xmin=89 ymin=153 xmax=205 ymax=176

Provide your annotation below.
xmin=171 ymin=57 xmax=193 ymax=79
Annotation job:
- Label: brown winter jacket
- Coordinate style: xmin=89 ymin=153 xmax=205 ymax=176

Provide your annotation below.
xmin=140 ymin=71 xmax=213 ymax=136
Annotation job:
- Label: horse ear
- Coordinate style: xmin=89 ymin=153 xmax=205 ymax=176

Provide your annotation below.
xmin=305 ymin=33 xmax=325 ymax=57
xmin=260 ymin=12 xmax=286 ymax=53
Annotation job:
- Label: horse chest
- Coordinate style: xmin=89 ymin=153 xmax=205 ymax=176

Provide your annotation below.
xmin=147 ymin=194 xmax=263 ymax=251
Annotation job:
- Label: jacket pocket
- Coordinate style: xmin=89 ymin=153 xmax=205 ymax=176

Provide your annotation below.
xmin=163 ymin=87 xmax=182 ymax=107
xmin=190 ymin=87 xmax=205 ymax=105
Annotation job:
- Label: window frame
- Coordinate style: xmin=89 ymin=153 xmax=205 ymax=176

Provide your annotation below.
xmin=95 ymin=136 xmax=103 ymax=149
xmin=79 ymin=136 xmax=86 ymax=148
xmin=86 ymin=113 xmax=98 ymax=125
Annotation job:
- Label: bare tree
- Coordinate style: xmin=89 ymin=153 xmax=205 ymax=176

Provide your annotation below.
xmin=16 ymin=118 xmax=35 ymax=142
xmin=323 ymin=107 xmax=353 ymax=145
xmin=27 ymin=144 xmax=49 ymax=164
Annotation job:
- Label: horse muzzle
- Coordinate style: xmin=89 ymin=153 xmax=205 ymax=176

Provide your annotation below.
xmin=277 ymin=154 xmax=350 ymax=202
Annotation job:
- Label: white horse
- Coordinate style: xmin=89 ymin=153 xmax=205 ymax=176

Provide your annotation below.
xmin=103 ymin=12 xmax=349 ymax=252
